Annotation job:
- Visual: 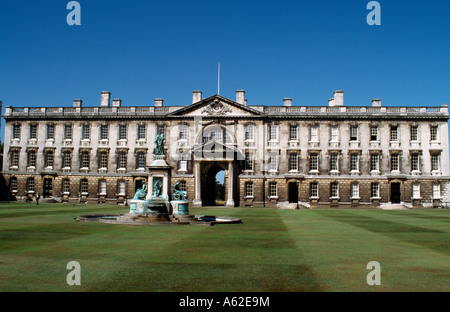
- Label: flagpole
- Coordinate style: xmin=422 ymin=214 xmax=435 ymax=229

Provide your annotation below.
xmin=218 ymin=62 xmax=220 ymax=95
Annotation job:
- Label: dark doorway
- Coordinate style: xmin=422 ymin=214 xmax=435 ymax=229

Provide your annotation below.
xmin=135 ymin=179 xmax=145 ymax=193
xmin=391 ymin=182 xmax=401 ymax=204
xmin=289 ymin=182 xmax=299 ymax=203
xmin=204 ymin=165 xmax=226 ymax=206
xmin=43 ymin=178 xmax=53 ymax=198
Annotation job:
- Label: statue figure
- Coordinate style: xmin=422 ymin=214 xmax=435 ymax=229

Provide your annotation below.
xmin=172 ymin=181 xmax=188 ymax=201
xmin=132 ymin=181 xmax=147 ymax=200
xmin=154 ymin=131 xmax=165 ymax=156
xmin=152 ymin=178 xmax=163 ymax=198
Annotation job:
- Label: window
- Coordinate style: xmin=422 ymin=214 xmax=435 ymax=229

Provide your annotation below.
xmin=137 ymin=152 xmax=146 ymax=169
xmin=82 ymin=124 xmax=90 ymax=140
xmin=245 ymin=152 xmax=254 ymax=171
xmin=412 ymin=183 xmax=420 ymax=199
xmin=350 ymin=154 xmax=359 ymax=172
xmin=269 ymin=125 xmax=278 ymax=141
xmin=351 ymin=183 xmax=359 ymax=198
xmin=45 ymin=151 xmax=54 ymax=168
xmin=289 ymin=153 xmax=298 ymax=171
xmin=224 ymin=131 xmax=232 ymax=144
xmin=371 ymin=183 xmax=380 ymax=198
xmin=310 ymin=182 xmax=319 ymax=198
xmin=391 ymin=154 xmax=399 ymax=171
xmin=178 ymin=125 xmax=188 ymax=141
xmin=269 ymin=182 xmax=277 ymax=197
xmin=157 ymin=125 xmax=165 ymax=137
xmin=13 ymin=124 xmax=21 ymax=139
xmin=178 ymin=181 xmax=187 ymax=192
xmin=99 ymin=153 xmax=108 ymax=169
xmin=63 ymin=152 xmax=71 ymax=168
xmin=289 ymin=125 xmax=298 ymax=141
xmin=81 ymin=152 xmax=90 ymax=169
xmin=430 ymin=126 xmax=438 ymax=141
xmin=81 ymin=180 xmax=89 ymax=194
xmin=330 ymin=183 xmax=339 ymax=198
xmin=11 ymin=151 xmax=19 ymax=167
xmin=99 ymin=181 xmax=107 ymax=195
xmin=245 ymin=125 xmax=254 ymax=141
xmin=137 ymin=124 xmax=146 ymax=140
xmin=310 ymin=154 xmax=319 ymax=171
xmin=371 ymin=154 xmax=380 ymax=171
xmin=410 ymin=126 xmax=418 ymax=141
xmin=118 ymin=152 xmax=127 ymax=170
xmin=269 ymin=153 xmax=278 ymax=171
xmin=350 ymin=126 xmax=358 ymax=141
xmin=390 ymin=126 xmax=398 ymax=142
xmin=370 ymin=126 xmax=378 ymax=141
xmin=245 ymin=182 xmax=253 ymax=198
xmin=30 ymin=124 xmax=37 ymax=139
xmin=27 ymin=178 xmax=35 ymax=192
xmin=411 ymin=154 xmax=419 ymax=171
xmin=119 ymin=124 xmax=127 ymax=140
xmin=47 ymin=124 xmax=55 ymax=140
xmin=179 ymin=154 xmax=187 ymax=171
xmin=330 ymin=154 xmax=339 ymax=172
xmin=310 ymin=126 xmax=319 ymax=142
xmin=10 ymin=177 xmax=18 ymax=192
xmin=100 ymin=124 xmax=108 ymax=140
xmin=64 ymin=124 xmax=72 ymax=140
xmin=433 ymin=184 xmax=441 ymax=199
xmin=63 ymin=179 xmax=70 ymax=193
xmin=118 ymin=181 xmax=126 ymax=195
xmin=431 ymin=154 xmax=440 ymax=172
xmin=330 ymin=126 xmax=339 ymax=142
xmin=28 ymin=150 xmax=36 ymax=167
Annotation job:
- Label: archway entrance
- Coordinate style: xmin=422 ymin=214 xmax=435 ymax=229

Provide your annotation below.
xmin=203 ymin=165 xmax=226 ymax=206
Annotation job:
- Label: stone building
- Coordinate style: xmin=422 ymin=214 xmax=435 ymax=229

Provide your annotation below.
xmin=1 ymin=90 xmax=449 ymax=208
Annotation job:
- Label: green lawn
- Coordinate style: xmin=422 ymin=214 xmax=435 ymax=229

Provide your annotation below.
xmin=0 ymin=202 xmax=449 ymax=292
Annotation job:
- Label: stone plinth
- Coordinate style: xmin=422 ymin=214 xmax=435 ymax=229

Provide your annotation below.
xmin=129 ymin=199 xmax=147 ymax=214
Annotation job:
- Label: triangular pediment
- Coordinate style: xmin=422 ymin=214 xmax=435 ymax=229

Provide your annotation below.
xmin=167 ymin=95 xmax=266 ymax=117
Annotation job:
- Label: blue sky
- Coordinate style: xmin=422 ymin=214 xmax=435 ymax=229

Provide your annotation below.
xmin=1 ymin=0 xmax=449 ymax=144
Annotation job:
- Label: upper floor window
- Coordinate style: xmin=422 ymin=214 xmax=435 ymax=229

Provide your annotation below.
xmin=310 ymin=154 xmax=319 ymax=172
xmin=330 ymin=154 xmax=339 ymax=172
xmin=119 ymin=124 xmax=127 ymax=140
xmin=82 ymin=124 xmax=90 ymax=140
xmin=430 ymin=126 xmax=439 ymax=141
xmin=11 ymin=151 xmax=19 ymax=167
xmin=350 ymin=126 xmax=358 ymax=141
xmin=391 ymin=154 xmax=399 ymax=171
xmin=45 ymin=151 xmax=54 ymax=168
xmin=64 ymin=124 xmax=72 ymax=140
xmin=13 ymin=124 xmax=21 ymax=140
xmin=28 ymin=150 xmax=36 ymax=167
xmin=118 ymin=152 xmax=127 ymax=170
xmin=137 ymin=124 xmax=146 ymax=140
xmin=390 ymin=126 xmax=398 ymax=142
xmin=370 ymin=126 xmax=378 ymax=141
xmin=269 ymin=125 xmax=278 ymax=141
xmin=370 ymin=154 xmax=380 ymax=172
xmin=289 ymin=125 xmax=298 ymax=141
xmin=245 ymin=152 xmax=254 ymax=171
xmin=99 ymin=152 xmax=108 ymax=169
xmin=269 ymin=153 xmax=278 ymax=171
xmin=411 ymin=154 xmax=420 ymax=172
xmin=310 ymin=126 xmax=319 ymax=142
xmin=289 ymin=153 xmax=298 ymax=171
xmin=350 ymin=154 xmax=359 ymax=172
xmin=80 ymin=152 xmax=90 ymax=169
xmin=47 ymin=124 xmax=55 ymax=140
xmin=136 ymin=152 xmax=146 ymax=169
xmin=431 ymin=153 xmax=440 ymax=172
xmin=245 ymin=125 xmax=255 ymax=141
xmin=62 ymin=152 xmax=71 ymax=168
xmin=30 ymin=124 xmax=37 ymax=140
xmin=410 ymin=125 xmax=419 ymax=141
xmin=178 ymin=125 xmax=188 ymax=141
xmin=179 ymin=154 xmax=187 ymax=171
xmin=100 ymin=124 xmax=108 ymax=140
xmin=330 ymin=126 xmax=339 ymax=142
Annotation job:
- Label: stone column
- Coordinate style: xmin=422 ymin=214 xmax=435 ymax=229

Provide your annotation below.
xmin=193 ymin=161 xmax=202 ymax=207
xmin=226 ymin=161 xmax=235 ymax=207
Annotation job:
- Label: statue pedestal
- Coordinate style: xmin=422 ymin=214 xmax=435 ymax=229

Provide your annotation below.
xmin=129 ymin=199 xmax=148 ymax=214
xmin=171 ymin=200 xmax=189 ymax=215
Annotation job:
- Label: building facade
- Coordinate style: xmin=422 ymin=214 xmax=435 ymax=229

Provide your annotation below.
xmin=2 ymin=90 xmax=449 ymax=208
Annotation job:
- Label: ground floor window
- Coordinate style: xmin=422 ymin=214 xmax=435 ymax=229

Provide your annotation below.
xmin=269 ymin=182 xmax=277 ymax=198
xmin=245 ymin=182 xmax=253 ymax=198
xmin=310 ymin=182 xmax=318 ymax=198
xmin=371 ymin=183 xmax=380 ymax=198
xmin=63 ymin=179 xmax=70 ymax=193
xmin=81 ymin=179 xmax=89 ymax=194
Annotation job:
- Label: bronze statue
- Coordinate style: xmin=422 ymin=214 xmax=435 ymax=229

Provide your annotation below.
xmin=172 ymin=181 xmax=187 ymax=201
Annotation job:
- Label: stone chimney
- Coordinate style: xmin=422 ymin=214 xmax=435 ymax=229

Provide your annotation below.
xmin=372 ymin=99 xmax=382 ymax=107
xmin=155 ymin=98 xmax=164 ymax=107
xmin=73 ymin=99 xmax=83 ymax=107
xmin=112 ymin=99 xmax=122 ymax=107
xmin=192 ymin=90 xmax=202 ymax=104
xmin=283 ymin=98 xmax=292 ymax=107
xmin=328 ymin=98 xmax=335 ymax=106
xmin=334 ymin=91 xmax=344 ymax=106
xmin=101 ymin=91 xmax=111 ymax=107
xmin=236 ymin=90 xmax=246 ymax=105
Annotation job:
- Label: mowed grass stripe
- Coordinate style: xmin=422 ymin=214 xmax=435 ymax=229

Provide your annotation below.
xmin=84 ymin=208 xmax=324 ymax=292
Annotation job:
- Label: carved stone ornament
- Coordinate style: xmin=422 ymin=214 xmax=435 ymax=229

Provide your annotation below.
xmin=202 ymin=100 xmax=232 ymax=116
